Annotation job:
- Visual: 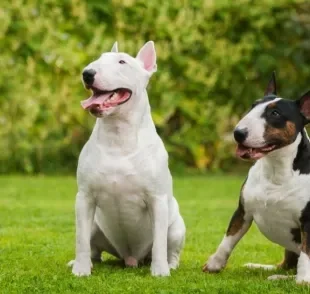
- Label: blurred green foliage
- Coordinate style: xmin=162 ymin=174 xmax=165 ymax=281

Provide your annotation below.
xmin=1 ymin=0 xmax=310 ymax=174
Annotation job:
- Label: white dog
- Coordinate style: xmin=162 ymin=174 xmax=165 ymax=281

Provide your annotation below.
xmin=68 ymin=41 xmax=186 ymax=277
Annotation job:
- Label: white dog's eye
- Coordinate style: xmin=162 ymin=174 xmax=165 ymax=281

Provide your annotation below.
xmin=119 ymin=60 xmax=126 ymax=64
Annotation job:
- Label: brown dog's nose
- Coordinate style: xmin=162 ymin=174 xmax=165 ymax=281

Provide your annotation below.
xmin=82 ymin=69 xmax=96 ymax=85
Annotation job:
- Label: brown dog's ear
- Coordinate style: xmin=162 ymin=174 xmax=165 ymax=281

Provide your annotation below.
xmin=297 ymin=91 xmax=310 ymax=122
xmin=264 ymin=71 xmax=277 ymax=96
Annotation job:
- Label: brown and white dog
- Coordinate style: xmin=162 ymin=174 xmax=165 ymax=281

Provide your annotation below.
xmin=203 ymin=73 xmax=310 ymax=284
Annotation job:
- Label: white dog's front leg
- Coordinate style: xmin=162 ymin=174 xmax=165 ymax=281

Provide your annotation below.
xmin=69 ymin=191 xmax=96 ymax=277
xmin=149 ymin=194 xmax=170 ymax=277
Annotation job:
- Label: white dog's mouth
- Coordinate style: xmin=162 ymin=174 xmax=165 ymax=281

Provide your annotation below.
xmin=236 ymin=143 xmax=277 ymax=160
xmin=81 ymin=87 xmax=132 ymax=112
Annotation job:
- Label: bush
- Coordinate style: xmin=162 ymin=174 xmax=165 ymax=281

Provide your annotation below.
xmin=1 ymin=0 xmax=310 ymax=174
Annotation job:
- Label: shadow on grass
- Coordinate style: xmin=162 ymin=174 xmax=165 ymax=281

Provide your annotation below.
xmin=95 ymin=258 xmax=124 ymax=269
xmin=93 ymin=255 xmax=153 ymax=277
xmin=222 ymin=266 xmax=296 ymax=282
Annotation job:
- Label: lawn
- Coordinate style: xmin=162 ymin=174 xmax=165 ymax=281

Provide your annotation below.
xmin=0 ymin=175 xmax=309 ymax=294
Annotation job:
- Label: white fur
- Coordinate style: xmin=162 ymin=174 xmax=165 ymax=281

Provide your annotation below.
xmin=68 ymin=41 xmax=185 ymax=277
xmin=297 ymin=252 xmax=310 ymax=283
xmin=268 ymin=274 xmax=295 ymax=280
xmin=236 ymin=98 xmax=281 ymax=148
xmin=111 ymin=41 xmax=118 ymax=53
xmin=243 ymin=133 xmax=305 ymax=254
xmin=244 ymin=263 xmax=276 ymax=270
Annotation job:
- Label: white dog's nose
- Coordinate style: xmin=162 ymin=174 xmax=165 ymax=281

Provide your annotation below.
xmin=82 ymin=69 xmax=96 ymax=85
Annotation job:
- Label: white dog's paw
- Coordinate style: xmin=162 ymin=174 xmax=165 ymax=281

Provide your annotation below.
xmin=244 ymin=263 xmax=276 ymax=270
xmin=203 ymin=254 xmax=226 ymax=273
xmin=169 ymin=261 xmax=179 ymax=270
xmin=68 ymin=259 xmax=92 ymax=277
xmin=151 ymin=261 xmax=170 ymax=277
xmin=168 ymin=254 xmax=179 ymax=270
xmin=67 ymin=260 xmax=75 ymax=267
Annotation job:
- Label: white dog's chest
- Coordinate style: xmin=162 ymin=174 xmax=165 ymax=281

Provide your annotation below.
xmin=91 ymin=156 xmax=149 ymax=218
xmin=243 ymin=171 xmax=310 ymax=252
xmin=82 ymin=145 xmax=151 ymax=195
xmin=90 ymin=153 xmax=150 ymax=218
xmin=78 ymin=141 xmax=166 ymax=258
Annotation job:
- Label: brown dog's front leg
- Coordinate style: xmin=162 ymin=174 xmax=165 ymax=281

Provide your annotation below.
xmin=203 ymin=201 xmax=253 ymax=273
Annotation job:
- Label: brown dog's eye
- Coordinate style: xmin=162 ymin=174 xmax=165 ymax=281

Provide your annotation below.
xmin=119 ymin=60 xmax=126 ymax=64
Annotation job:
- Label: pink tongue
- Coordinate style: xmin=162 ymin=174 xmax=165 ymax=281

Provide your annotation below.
xmin=236 ymin=144 xmax=250 ymax=157
xmin=236 ymin=145 xmax=266 ymax=160
xmin=80 ymin=93 xmax=111 ymax=110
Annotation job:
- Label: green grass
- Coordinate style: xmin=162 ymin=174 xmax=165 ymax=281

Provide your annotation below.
xmin=0 ymin=175 xmax=309 ymax=294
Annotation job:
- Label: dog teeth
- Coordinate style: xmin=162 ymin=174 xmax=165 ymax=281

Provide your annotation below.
xmin=261 ymin=145 xmax=274 ymax=152
xmin=107 ymin=93 xmax=114 ymax=101
xmin=110 ymin=92 xmax=117 ymax=101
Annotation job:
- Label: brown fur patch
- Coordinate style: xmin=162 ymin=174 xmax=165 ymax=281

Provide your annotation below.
xmin=264 ymin=121 xmax=296 ymax=147
xmin=226 ymin=180 xmax=246 ymax=236
xmin=301 ymin=232 xmax=310 ymax=256
xmin=286 ymin=121 xmax=296 ymax=138
xmin=226 ymin=210 xmax=244 ymax=236
xmin=278 ymin=249 xmax=298 ymax=270
xmin=267 ymin=102 xmax=277 ymax=108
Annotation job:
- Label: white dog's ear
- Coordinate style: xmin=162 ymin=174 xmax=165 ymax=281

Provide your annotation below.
xmin=136 ymin=41 xmax=157 ymax=73
xmin=111 ymin=42 xmax=118 ymax=53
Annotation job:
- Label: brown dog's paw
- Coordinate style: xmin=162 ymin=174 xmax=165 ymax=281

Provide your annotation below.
xmin=202 ymin=254 xmax=225 ymax=273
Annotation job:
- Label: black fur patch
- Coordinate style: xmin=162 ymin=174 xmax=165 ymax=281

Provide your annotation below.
xmin=300 ymin=202 xmax=310 ymax=255
xmin=293 ymin=129 xmax=310 ymax=174
xmin=261 ymin=99 xmax=303 ymax=131
xmin=250 ymin=95 xmax=277 ymax=110
xmin=291 ymin=227 xmax=301 ymax=244
xmin=279 ymin=249 xmax=298 ymax=269
xmin=300 ymin=202 xmax=310 ymax=230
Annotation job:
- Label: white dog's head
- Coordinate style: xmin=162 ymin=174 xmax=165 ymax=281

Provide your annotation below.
xmin=81 ymin=41 xmax=157 ymax=117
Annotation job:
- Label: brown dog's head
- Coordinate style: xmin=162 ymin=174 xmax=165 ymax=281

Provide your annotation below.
xmin=234 ymin=72 xmax=310 ymax=160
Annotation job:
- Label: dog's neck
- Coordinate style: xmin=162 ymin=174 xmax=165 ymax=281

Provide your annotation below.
xmin=258 ymin=131 xmax=310 ymax=184
xmin=92 ymin=89 xmax=156 ymax=154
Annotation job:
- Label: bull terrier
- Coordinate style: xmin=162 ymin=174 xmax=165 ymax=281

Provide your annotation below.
xmin=68 ymin=41 xmax=185 ymax=277
xmin=203 ymin=72 xmax=310 ymax=284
